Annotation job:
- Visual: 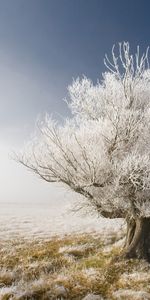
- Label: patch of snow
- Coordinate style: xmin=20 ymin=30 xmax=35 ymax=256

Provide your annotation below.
xmin=59 ymin=244 xmax=91 ymax=254
xmin=82 ymin=294 xmax=104 ymax=300
xmin=54 ymin=285 xmax=68 ymax=297
xmin=83 ymin=268 xmax=100 ymax=279
xmin=113 ymin=289 xmax=150 ymax=300
xmin=0 ymin=286 xmax=16 ymax=298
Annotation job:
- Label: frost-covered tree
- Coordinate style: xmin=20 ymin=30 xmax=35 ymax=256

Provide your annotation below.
xmin=18 ymin=42 xmax=150 ymax=261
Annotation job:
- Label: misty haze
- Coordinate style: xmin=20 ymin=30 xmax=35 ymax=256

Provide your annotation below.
xmin=0 ymin=1 xmax=150 ymax=299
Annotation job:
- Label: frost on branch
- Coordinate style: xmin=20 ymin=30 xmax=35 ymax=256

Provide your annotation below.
xmin=18 ymin=42 xmax=150 ymax=220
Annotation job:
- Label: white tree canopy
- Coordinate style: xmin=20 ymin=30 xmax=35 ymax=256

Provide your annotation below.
xmin=18 ymin=42 xmax=150 ymax=219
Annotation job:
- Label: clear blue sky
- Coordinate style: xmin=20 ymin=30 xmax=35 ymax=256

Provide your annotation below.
xmin=0 ymin=0 xmax=149 ymax=145
xmin=0 ymin=0 xmax=150 ymax=204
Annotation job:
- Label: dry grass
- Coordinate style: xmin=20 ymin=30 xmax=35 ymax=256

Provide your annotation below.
xmin=0 ymin=232 xmax=150 ymax=299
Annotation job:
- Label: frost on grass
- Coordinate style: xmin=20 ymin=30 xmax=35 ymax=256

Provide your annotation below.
xmin=0 ymin=201 xmax=123 ymax=240
xmin=113 ymin=289 xmax=150 ymax=300
xmin=0 ymin=231 xmax=150 ymax=299
xmin=0 ymin=286 xmax=16 ymax=298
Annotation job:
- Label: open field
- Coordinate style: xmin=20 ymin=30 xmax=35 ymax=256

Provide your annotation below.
xmin=1 ymin=202 xmax=150 ymax=299
xmin=1 ymin=231 xmax=150 ymax=300
xmin=0 ymin=202 xmax=122 ymax=240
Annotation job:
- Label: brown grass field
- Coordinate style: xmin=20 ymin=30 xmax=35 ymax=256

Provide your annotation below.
xmin=0 ymin=231 xmax=150 ymax=299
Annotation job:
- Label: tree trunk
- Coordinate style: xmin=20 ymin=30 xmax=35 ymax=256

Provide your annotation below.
xmin=124 ymin=217 xmax=150 ymax=261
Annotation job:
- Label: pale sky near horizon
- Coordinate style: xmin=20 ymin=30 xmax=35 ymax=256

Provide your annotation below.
xmin=0 ymin=0 xmax=150 ymax=203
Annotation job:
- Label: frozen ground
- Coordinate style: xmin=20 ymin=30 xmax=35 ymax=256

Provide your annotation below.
xmin=0 ymin=147 xmax=123 ymax=240
xmin=0 ymin=199 xmax=123 ymax=240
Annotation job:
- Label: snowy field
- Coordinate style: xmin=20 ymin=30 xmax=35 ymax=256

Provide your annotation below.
xmin=0 ymin=200 xmax=123 ymax=240
xmin=0 ymin=147 xmax=123 ymax=240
